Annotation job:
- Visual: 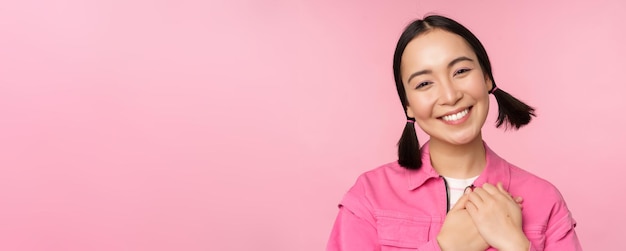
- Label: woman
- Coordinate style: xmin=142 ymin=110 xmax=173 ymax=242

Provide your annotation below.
xmin=326 ymin=15 xmax=581 ymax=251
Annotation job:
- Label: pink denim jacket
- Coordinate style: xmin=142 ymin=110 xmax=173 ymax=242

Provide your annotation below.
xmin=327 ymin=142 xmax=581 ymax=251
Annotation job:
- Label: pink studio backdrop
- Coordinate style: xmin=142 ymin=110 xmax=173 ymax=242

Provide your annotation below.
xmin=0 ymin=0 xmax=623 ymax=250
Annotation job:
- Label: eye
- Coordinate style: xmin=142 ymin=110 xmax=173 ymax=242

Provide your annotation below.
xmin=415 ymin=81 xmax=432 ymax=89
xmin=454 ymin=68 xmax=471 ymax=76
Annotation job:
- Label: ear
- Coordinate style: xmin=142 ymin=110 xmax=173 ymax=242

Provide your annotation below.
xmin=485 ymin=75 xmax=494 ymax=92
xmin=406 ymin=106 xmax=415 ymax=118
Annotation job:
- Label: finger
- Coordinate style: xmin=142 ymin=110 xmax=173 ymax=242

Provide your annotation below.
xmin=496 ymin=182 xmax=506 ymax=193
xmin=471 ymin=187 xmax=492 ymax=202
xmin=482 ymin=184 xmax=513 ymax=207
xmin=496 ymin=183 xmax=513 ymax=198
xmin=467 ymin=188 xmax=486 ymax=207
xmin=506 ymin=196 xmax=521 ymax=208
xmin=465 ymin=200 xmax=479 ymax=217
xmin=495 ymin=182 xmax=517 ymax=203
xmin=495 ymin=183 xmax=524 ymax=210
xmin=482 ymin=183 xmax=500 ymax=195
xmin=450 ymin=189 xmax=472 ymax=211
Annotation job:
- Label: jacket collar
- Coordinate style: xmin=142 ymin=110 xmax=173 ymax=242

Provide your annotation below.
xmin=406 ymin=141 xmax=511 ymax=190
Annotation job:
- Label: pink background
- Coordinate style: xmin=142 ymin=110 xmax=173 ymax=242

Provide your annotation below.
xmin=0 ymin=0 xmax=623 ymax=250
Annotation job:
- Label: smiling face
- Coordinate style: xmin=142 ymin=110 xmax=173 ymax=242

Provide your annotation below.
xmin=401 ymin=28 xmax=493 ymax=146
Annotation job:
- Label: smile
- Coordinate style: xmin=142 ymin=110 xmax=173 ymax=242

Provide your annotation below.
xmin=439 ymin=107 xmax=472 ymax=124
xmin=442 ymin=109 xmax=468 ymax=121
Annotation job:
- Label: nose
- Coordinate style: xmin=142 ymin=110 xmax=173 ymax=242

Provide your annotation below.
xmin=438 ymin=79 xmax=462 ymax=106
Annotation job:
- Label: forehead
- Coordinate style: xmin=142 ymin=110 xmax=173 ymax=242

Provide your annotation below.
xmin=401 ymin=29 xmax=476 ymax=71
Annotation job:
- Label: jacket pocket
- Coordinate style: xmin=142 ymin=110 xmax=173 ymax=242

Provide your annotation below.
xmin=524 ymin=225 xmax=546 ymax=251
xmin=374 ymin=210 xmax=431 ymax=248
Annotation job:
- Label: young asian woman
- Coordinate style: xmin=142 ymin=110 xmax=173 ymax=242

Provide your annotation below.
xmin=326 ymin=15 xmax=581 ymax=251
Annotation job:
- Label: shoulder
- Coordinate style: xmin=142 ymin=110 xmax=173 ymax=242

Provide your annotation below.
xmin=352 ymin=161 xmax=407 ymax=187
xmin=340 ymin=160 xmax=412 ymax=204
xmin=505 ymin=162 xmax=578 ymax=241
xmin=503 ymin=161 xmax=575 ymax=225
xmin=486 ymin=145 xmax=566 ymax=203
xmin=342 ymin=161 xmax=410 ymax=202
xmin=337 ymin=161 xmax=406 ymax=220
xmin=506 ymin=163 xmax=564 ymax=201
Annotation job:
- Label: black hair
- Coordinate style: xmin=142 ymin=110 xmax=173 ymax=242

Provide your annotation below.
xmin=393 ymin=15 xmax=536 ymax=170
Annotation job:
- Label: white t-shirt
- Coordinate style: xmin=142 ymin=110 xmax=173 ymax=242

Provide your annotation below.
xmin=443 ymin=175 xmax=479 ymax=209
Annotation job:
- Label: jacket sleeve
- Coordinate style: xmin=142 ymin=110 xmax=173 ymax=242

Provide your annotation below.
xmin=530 ymin=194 xmax=582 ymax=251
xmin=326 ymin=206 xmax=380 ymax=251
xmin=326 ymin=191 xmax=443 ymax=251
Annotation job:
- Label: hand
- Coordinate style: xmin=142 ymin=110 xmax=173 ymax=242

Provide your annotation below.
xmin=465 ymin=183 xmax=530 ymax=251
xmin=437 ymin=190 xmax=488 ymax=251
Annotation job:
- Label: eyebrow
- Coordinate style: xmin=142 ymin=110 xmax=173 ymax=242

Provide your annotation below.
xmin=406 ymin=56 xmax=475 ymax=84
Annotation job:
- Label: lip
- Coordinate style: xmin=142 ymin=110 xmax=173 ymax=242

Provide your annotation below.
xmin=438 ymin=106 xmax=473 ymax=118
xmin=438 ymin=106 xmax=472 ymax=125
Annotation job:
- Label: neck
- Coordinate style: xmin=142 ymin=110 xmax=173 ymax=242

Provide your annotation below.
xmin=428 ymin=135 xmax=486 ymax=179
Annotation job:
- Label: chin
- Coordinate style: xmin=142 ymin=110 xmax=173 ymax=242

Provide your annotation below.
xmin=445 ymin=132 xmax=480 ymax=146
xmin=426 ymin=126 xmax=483 ymax=146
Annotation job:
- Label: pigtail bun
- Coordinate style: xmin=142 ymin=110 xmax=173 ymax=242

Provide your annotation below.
xmin=398 ymin=120 xmax=421 ymax=169
xmin=491 ymin=87 xmax=536 ymax=129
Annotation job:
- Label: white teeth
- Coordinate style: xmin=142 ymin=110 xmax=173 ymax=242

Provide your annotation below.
xmin=442 ymin=109 xmax=469 ymax=121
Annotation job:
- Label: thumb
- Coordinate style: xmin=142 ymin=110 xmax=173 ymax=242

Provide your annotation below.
xmin=450 ymin=188 xmax=472 ymax=211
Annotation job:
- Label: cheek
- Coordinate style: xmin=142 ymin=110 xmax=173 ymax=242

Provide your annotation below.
xmin=461 ymin=76 xmax=489 ymax=100
xmin=406 ymin=94 xmax=435 ymax=118
xmin=462 ymin=80 xmax=490 ymax=114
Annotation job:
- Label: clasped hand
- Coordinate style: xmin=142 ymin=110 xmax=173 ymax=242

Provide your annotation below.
xmin=437 ymin=183 xmax=530 ymax=251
